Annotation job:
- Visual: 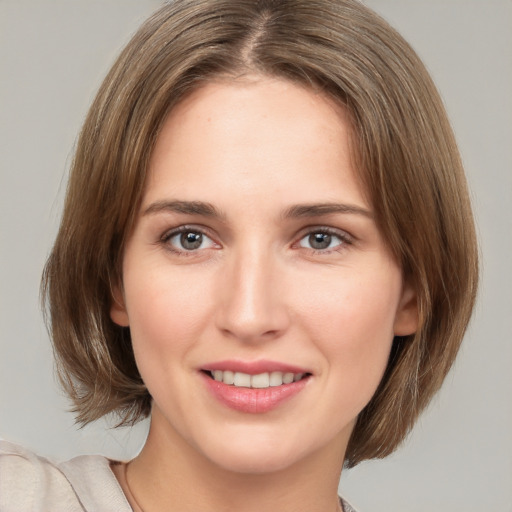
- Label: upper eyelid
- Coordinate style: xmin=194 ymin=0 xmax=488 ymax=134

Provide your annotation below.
xmin=155 ymin=217 xmax=234 ymax=244
xmin=159 ymin=226 xmax=220 ymax=257
xmin=290 ymin=227 xmax=355 ymax=256
xmin=161 ymin=224 xmax=216 ymax=240
xmin=158 ymin=224 xmax=354 ymax=249
xmin=294 ymin=225 xmax=354 ymax=241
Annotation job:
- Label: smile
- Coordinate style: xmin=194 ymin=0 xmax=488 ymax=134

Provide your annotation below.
xmin=208 ymin=370 xmax=307 ymax=388
xmin=201 ymin=362 xmax=312 ymax=413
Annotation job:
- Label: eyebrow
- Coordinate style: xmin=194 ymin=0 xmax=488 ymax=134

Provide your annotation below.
xmin=282 ymin=203 xmax=373 ymax=219
xmin=143 ymin=200 xmax=226 ymax=219
xmin=143 ymin=200 xmax=372 ymax=221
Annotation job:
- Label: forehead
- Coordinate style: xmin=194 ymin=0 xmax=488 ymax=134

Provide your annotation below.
xmin=144 ymin=77 xmax=369 ymax=213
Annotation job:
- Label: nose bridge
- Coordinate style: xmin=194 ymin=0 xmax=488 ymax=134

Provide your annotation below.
xmin=217 ymin=240 xmax=288 ymax=341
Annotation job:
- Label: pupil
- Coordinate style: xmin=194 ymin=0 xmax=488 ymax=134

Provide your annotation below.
xmin=310 ymin=233 xmax=331 ymax=249
xmin=181 ymin=232 xmax=202 ymax=250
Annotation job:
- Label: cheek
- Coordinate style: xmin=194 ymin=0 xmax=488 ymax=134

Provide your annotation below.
xmin=295 ymin=266 xmax=401 ymax=379
xmin=123 ymin=263 xmax=213 ymax=358
xmin=122 ymin=266 xmax=216 ymax=413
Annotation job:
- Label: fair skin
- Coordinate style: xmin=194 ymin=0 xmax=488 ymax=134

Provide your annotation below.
xmin=111 ymin=77 xmax=418 ymax=512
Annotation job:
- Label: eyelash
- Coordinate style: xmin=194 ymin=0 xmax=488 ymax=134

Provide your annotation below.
xmin=294 ymin=226 xmax=353 ymax=254
xmin=160 ymin=225 xmax=353 ymax=256
xmin=160 ymin=225 xmax=218 ymax=257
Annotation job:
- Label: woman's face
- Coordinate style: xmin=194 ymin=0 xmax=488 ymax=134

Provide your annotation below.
xmin=111 ymin=77 xmax=417 ymax=474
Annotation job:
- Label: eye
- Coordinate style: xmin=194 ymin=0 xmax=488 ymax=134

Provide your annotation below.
xmin=163 ymin=227 xmax=217 ymax=252
xmin=297 ymin=229 xmax=350 ymax=252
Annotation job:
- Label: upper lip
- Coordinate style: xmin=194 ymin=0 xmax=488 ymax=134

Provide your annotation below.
xmin=201 ymin=359 xmax=310 ymax=375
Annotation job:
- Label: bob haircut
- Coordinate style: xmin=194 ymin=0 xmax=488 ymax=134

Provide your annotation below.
xmin=42 ymin=0 xmax=478 ymax=468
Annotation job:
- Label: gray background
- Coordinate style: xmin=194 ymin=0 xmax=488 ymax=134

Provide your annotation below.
xmin=0 ymin=1 xmax=511 ymax=510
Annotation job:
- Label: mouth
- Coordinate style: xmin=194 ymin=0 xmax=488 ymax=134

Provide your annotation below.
xmin=202 ymin=369 xmax=311 ymax=389
xmin=200 ymin=362 xmax=312 ymax=413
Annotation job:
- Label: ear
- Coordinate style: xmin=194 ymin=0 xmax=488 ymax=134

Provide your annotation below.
xmin=110 ymin=283 xmax=130 ymax=327
xmin=393 ymin=282 xmax=418 ymax=336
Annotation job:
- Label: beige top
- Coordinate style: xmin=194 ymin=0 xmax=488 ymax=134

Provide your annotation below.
xmin=0 ymin=441 xmax=358 ymax=512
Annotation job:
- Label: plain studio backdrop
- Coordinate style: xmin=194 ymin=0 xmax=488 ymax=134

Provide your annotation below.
xmin=0 ymin=1 xmax=511 ymax=511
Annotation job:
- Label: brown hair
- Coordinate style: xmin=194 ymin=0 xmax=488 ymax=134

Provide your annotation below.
xmin=42 ymin=0 xmax=478 ymax=467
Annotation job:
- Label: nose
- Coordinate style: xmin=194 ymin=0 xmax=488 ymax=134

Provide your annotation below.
xmin=215 ymin=245 xmax=290 ymax=343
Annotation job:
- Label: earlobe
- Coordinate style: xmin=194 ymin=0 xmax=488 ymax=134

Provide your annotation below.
xmin=110 ymin=284 xmax=130 ymax=327
xmin=393 ymin=283 xmax=419 ymax=336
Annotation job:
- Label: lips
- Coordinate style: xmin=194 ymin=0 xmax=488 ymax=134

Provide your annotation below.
xmin=201 ymin=360 xmax=311 ymax=413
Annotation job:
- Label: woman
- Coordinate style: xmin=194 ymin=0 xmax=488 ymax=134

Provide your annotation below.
xmin=0 ymin=1 xmax=478 ymax=511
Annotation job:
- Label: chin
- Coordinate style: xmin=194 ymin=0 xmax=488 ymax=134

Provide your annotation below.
xmin=198 ymin=427 xmax=337 ymax=475
xmin=208 ymin=446 xmax=300 ymax=475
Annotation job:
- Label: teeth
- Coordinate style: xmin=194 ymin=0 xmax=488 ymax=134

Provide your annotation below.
xmin=282 ymin=372 xmax=294 ymax=384
xmin=223 ymin=370 xmax=234 ymax=385
xmin=233 ymin=372 xmax=251 ymax=387
xmin=269 ymin=371 xmax=284 ymax=387
xmin=209 ymin=370 xmax=306 ymax=388
xmin=251 ymin=373 xmax=269 ymax=388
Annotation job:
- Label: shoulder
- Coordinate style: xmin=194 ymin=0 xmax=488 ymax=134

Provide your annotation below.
xmin=0 ymin=440 xmax=83 ymax=511
xmin=0 ymin=440 xmax=131 ymax=512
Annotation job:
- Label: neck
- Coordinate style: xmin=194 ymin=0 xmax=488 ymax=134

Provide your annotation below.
xmin=123 ymin=411 xmax=348 ymax=512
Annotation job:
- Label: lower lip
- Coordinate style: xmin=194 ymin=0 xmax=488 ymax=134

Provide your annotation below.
xmin=201 ymin=373 xmax=309 ymax=413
